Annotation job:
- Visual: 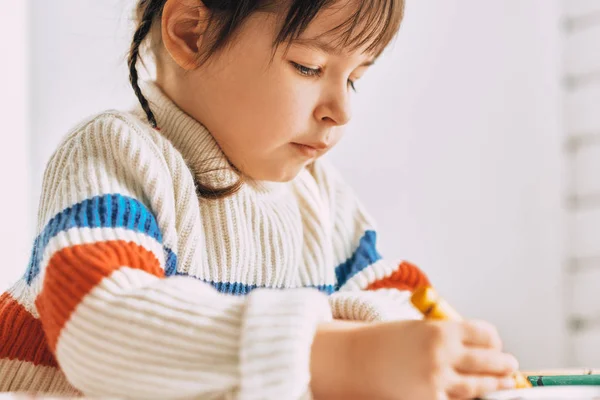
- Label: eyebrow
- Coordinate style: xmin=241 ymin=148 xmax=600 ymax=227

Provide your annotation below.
xmin=291 ymin=38 xmax=377 ymax=67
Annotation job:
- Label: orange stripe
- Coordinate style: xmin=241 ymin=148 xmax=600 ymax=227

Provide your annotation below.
xmin=366 ymin=261 xmax=431 ymax=292
xmin=36 ymin=240 xmax=164 ymax=352
xmin=0 ymin=292 xmax=58 ymax=367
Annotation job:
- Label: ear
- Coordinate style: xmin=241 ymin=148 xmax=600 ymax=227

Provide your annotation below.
xmin=161 ymin=0 xmax=210 ymax=70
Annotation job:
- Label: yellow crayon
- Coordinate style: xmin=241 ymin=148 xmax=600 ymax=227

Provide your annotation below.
xmin=410 ymin=286 xmax=532 ymax=389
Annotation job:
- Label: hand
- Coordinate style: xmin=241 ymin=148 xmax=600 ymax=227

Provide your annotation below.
xmin=311 ymin=319 xmax=518 ymax=400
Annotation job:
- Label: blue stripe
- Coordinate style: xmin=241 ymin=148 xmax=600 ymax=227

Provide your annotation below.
xmin=92 ymin=196 xmax=101 ymax=228
xmin=24 ymin=194 xmax=178 ymax=284
xmin=174 ymin=272 xmax=335 ymax=296
xmin=334 ymin=230 xmax=382 ymax=290
xmin=164 ymin=248 xmax=179 ymax=277
xmin=116 ymin=195 xmax=125 ymax=227
xmin=313 ymin=284 xmax=335 ymax=295
xmin=128 ymin=199 xmax=138 ymax=230
xmin=208 ymin=281 xmax=334 ymax=296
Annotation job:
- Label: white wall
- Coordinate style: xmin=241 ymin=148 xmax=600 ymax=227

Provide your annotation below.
xmin=330 ymin=0 xmax=565 ymax=369
xmin=0 ymin=1 xmax=31 ymax=291
xmin=27 ymin=0 xmax=565 ymax=369
xmin=563 ymin=0 xmax=600 ymax=367
xmin=29 ymin=0 xmax=137 ymax=209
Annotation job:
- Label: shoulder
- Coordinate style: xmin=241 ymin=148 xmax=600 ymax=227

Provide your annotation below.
xmin=45 ymin=109 xmax=179 ymax=176
xmin=56 ymin=110 xmax=167 ymax=155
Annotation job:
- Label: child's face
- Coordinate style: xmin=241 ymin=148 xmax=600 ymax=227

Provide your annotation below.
xmin=162 ymin=3 xmax=377 ymax=182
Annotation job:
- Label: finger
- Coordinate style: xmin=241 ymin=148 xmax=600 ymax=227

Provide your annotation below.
xmin=455 ymin=348 xmax=519 ymax=375
xmin=447 ymin=375 xmax=516 ymax=399
xmin=461 ymin=320 xmax=502 ymax=349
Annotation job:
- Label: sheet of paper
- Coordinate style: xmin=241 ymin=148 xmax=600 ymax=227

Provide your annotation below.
xmin=484 ymin=386 xmax=600 ymax=400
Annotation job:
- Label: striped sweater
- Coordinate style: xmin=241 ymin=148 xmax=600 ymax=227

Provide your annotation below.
xmin=0 ymin=80 xmax=429 ymax=399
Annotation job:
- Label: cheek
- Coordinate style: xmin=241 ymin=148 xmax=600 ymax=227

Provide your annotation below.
xmin=231 ymin=75 xmax=315 ymax=148
xmin=202 ymin=44 xmax=316 ymax=151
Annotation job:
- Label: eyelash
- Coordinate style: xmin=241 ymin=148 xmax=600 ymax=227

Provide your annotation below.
xmin=291 ymin=62 xmax=357 ymax=92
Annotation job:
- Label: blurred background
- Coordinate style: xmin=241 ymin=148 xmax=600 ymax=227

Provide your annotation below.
xmin=1 ymin=0 xmax=599 ymax=370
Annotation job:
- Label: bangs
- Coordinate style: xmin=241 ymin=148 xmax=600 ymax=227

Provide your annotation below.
xmin=273 ymin=0 xmax=405 ymax=56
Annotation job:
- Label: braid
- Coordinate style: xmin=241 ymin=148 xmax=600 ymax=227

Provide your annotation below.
xmin=128 ymin=1 xmax=164 ymax=129
xmin=126 ymin=0 xmax=248 ymax=200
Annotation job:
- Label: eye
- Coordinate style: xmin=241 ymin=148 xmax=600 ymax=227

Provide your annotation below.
xmin=292 ymin=61 xmax=359 ymax=93
xmin=291 ymin=62 xmax=322 ymax=78
xmin=348 ymin=79 xmax=357 ymax=92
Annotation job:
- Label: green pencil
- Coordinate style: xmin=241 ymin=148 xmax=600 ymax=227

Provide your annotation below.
xmin=528 ymin=374 xmax=600 ymax=386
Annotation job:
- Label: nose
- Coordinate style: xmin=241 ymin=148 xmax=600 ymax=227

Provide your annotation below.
xmin=314 ymin=85 xmax=352 ymax=127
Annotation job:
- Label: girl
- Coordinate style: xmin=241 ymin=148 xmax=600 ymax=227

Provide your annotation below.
xmin=0 ymin=0 xmax=519 ymax=399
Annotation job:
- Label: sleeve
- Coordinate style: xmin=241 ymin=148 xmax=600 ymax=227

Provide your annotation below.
xmin=31 ymin=114 xmax=331 ymax=399
xmin=308 ymin=159 xmax=430 ymax=323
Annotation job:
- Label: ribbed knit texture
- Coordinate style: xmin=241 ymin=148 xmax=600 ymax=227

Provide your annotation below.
xmin=0 ymin=80 xmax=428 ymax=399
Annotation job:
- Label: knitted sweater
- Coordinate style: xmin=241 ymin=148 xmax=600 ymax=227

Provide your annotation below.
xmin=0 ymin=81 xmax=429 ymax=399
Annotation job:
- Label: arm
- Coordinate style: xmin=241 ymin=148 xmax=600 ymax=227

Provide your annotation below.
xmin=309 ymin=159 xmax=429 ymax=322
xmin=331 ymin=259 xmax=429 ymax=322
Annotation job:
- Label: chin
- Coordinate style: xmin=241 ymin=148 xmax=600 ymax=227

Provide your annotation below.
xmin=258 ymin=163 xmax=307 ymax=182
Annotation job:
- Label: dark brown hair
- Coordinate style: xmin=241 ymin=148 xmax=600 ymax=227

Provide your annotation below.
xmin=128 ymin=0 xmax=405 ymax=198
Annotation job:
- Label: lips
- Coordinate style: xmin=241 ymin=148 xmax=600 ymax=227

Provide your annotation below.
xmin=293 ymin=141 xmax=329 ymax=151
xmin=291 ymin=142 xmax=322 ymax=157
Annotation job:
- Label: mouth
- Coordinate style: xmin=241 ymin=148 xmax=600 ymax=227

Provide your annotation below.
xmin=291 ymin=142 xmax=324 ymax=158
